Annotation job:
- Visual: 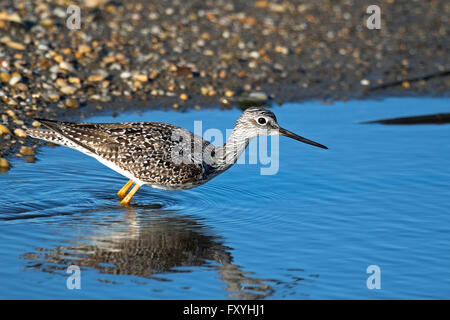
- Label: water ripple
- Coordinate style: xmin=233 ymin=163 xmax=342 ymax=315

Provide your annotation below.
xmin=2 ymin=97 xmax=450 ymax=299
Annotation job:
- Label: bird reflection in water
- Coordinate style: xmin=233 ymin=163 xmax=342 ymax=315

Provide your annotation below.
xmin=21 ymin=205 xmax=279 ymax=299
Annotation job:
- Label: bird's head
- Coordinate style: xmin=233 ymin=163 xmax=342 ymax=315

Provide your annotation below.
xmin=235 ymin=106 xmax=327 ymax=149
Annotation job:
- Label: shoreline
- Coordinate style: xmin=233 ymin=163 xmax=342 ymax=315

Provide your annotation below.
xmin=0 ymin=0 xmax=449 ymax=169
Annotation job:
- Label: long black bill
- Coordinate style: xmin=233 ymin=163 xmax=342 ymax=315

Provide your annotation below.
xmin=279 ymin=128 xmax=328 ymax=149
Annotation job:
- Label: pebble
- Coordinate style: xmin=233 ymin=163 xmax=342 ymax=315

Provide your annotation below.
xmin=360 ymin=79 xmax=370 ymax=86
xmin=14 ymin=128 xmax=27 ymax=138
xmin=65 ymin=99 xmax=79 ymax=108
xmin=0 ymin=158 xmax=10 ymax=169
xmin=5 ymin=110 xmax=15 ymax=118
xmin=19 ymin=146 xmax=35 ymax=156
xmin=203 ymin=50 xmax=214 ymax=56
xmin=6 ymin=41 xmax=25 ymax=51
xmin=53 ymin=7 xmax=66 ymax=18
xmin=0 ymin=10 xmax=21 ymax=23
xmin=60 ymin=86 xmax=77 ymax=95
xmin=120 ymin=72 xmax=131 ymax=79
xmin=0 ymin=124 xmax=11 ymax=135
xmin=49 ymin=65 xmax=59 ymax=74
xmin=78 ymin=44 xmax=92 ymax=55
xmin=37 ymin=44 xmax=49 ymax=51
xmin=9 ymin=75 xmax=21 ymax=86
xmin=133 ymin=73 xmax=148 ymax=82
xmin=275 ymin=46 xmax=289 ymax=55
xmin=68 ymin=77 xmax=81 ymax=84
xmin=55 ymin=78 xmax=68 ymax=87
xmin=248 ymin=91 xmax=268 ymax=102
xmin=0 ymin=72 xmax=10 ymax=83
xmin=59 ymin=61 xmax=75 ymax=72
xmin=201 ymin=87 xmax=209 ymax=95
xmin=16 ymin=83 xmax=27 ymax=91
xmin=47 ymin=92 xmax=60 ymax=102
xmin=88 ymin=74 xmax=106 ymax=82
xmin=225 ymin=90 xmax=235 ymax=97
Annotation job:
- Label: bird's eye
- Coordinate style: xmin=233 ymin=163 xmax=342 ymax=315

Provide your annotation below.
xmin=257 ymin=117 xmax=267 ymax=125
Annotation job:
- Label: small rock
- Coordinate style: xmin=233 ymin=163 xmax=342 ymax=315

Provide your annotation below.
xmin=32 ymin=121 xmax=41 ymax=127
xmin=20 ymin=146 xmax=35 ymax=156
xmin=16 ymin=83 xmax=27 ymax=91
xmin=5 ymin=110 xmax=15 ymax=118
xmin=14 ymin=128 xmax=27 ymax=138
xmin=180 ymin=93 xmax=189 ymax=100
xmin=7 ymin=41 xmax=25 ymax=51
xmin=0 ymin=124 xmax=11 ymax=135
xmin=59 ymin=61 xmax=75 ymax=72
xmin=120 ymin=71 xmax=131 ymax=79
xmin=133 ymin=81 xmax=142 ymax=89
xmin=254 ymin=1 xmax=269 ymax=8
xmin=39 ymin=18 xmax=53 ymax=27
xmin=84 ymin=0 xmax=105 ymax=8
xmin=275 ymin=46 xmax=289 ymax=55
xmin=0 ymin=72 xmax=10 ymax=83
xmin=248 ymin=91 xmax=268 ymax=102
xmin=201 ymin=87 xmax=209 ymax=95
xmin=68 ymin=77 xmax=81 ymax=84
xmin=88 ymin=74 xmax=105 ymax=82
xmin=203 ymin=49 xmax=214 ymax=56
xmin=53 ymin=7 xmax=66 ymax=18
xmin=0 ymin=158 xmax=10 ymax=169
xmin=225 ymin=90 xmax=235 ymax=97
xmin=149 ymin=71 xmax=159 ymax=79
xmin=133 ymin=73 xmax=148 ymax=82
xmin=249 ymin=51 xmax=260 ymax=59
xmin=360 ymin=79 xmax=370 ymax=86
xmin=78 ymin=44 xmax=91 ymax=55
xmin=9 ymin=75 xmax=21 ymax=86
xmin=49 ymin=65 xmax=60 ymax=74
xmin=37 ymin=44 xmax=49 ymax=51
xmin=55 ymin=78 xmax=68 ymax=87
xmin=65 ymin=99 xmax=79 ymax=108
xmin=0 ymin=10 xmax=22 ymax=23
xmin=47 ymin=92 xmax=60 ymax=102
xmin=60 ymin=86 xmax=77 ymax=95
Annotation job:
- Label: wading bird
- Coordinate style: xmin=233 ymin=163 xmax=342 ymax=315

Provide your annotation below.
xmin=28 ymin=107 xmax=327 ymax=205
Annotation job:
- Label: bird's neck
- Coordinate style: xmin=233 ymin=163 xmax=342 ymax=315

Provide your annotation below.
xmin=212 ymin=127 xmax=250 ymax=172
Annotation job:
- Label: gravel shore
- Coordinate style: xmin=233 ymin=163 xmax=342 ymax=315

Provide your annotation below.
xmin=0 ymin=0 xmax=449 ymax=169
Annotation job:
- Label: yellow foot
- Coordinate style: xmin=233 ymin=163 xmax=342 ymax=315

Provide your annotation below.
xmin=120 ymin=184 xmax=141 ymax=205
xmin=117 ymin=179 xmax=133 ymax=198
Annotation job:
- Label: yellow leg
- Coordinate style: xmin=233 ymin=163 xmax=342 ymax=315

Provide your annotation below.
xmin=120 ymin=184 xmax=141 ymax=205
xmin=117 ymin=179 xmax=133 ymax=198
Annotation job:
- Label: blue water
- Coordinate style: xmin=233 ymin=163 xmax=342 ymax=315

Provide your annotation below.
xmin=1 ymin=97 xmax=449 ymax=299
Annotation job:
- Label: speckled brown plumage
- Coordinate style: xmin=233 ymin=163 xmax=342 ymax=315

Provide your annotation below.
xmin=28 ymin=120 xmax=213 ymax=188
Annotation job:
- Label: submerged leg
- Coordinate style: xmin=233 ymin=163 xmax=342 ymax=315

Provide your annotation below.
xmin=117 ymin=179 xmax=133 ymax=198
xmin=120 ymin=184 xmax=141 ymax=205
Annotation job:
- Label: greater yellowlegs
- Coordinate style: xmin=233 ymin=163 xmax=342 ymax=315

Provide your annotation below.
xmin=27 ymin=107 xmax=327 ymax=205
